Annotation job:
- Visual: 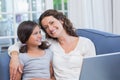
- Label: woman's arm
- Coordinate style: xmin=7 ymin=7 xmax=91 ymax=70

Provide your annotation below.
xmin=9 ymin=52 xmax=22 ymax=80
xmin=8 ymin=41 xmax=22 ymax=56
xmin=15 ymin=64 xmax=23 ymax=80
xmin=8 ymin=41 xmax=23 ymax=80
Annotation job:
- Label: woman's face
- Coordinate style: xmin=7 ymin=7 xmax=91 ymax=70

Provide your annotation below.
xmin=26 ymin=26 xmax=42 ymax=46
xmin=41 ymin=16 xmax=65 ymax=38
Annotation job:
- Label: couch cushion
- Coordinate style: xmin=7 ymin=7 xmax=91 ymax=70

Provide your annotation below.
xmin=0 ymin=52 xmax=10 ymax=80
xmin=76 ymin=29 xmax=120 ymax=55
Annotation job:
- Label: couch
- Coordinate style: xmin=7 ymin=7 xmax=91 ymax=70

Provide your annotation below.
xmin=0 ymin=52 xmax=10 ymax=80
xmin=76 ymin=29 xmax=120 ymax=55
xmin=1 ymin=29 xmax=120 ymax=80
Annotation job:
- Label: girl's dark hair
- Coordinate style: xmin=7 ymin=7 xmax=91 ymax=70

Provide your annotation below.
xmin=17 ymin=20 xmax=50 ymax=53
xmin=39 ymin=9 xmax=78 ymax=40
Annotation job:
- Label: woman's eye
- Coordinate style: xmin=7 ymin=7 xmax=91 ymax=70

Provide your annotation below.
xmin=44 ymin=26 xmax=48 ymax=29
xmin=50 ymin=21 xmax=54 ymax=24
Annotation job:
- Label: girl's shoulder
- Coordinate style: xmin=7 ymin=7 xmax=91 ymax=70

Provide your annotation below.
xmin=45 ymin=48 xmax=53 ymax=55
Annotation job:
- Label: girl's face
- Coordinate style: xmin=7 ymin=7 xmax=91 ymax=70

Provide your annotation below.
xmin=41 ymin=16 xmax=65 ymax=38
xmin=26 ymin=26 xmax=42 ymax=46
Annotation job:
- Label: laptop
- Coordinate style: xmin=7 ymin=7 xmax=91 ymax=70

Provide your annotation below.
xmin=79 ymin=52 xmax=120 ymax=80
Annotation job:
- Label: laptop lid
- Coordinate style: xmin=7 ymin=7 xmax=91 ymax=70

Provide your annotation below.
xmin=79 ymin=52 xmax=120 ymax=80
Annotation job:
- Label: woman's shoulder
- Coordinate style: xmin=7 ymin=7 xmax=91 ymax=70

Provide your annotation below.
xmin=78 ymin=36 xmax=94 ymax=44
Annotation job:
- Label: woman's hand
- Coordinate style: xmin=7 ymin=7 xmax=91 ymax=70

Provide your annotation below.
xmin=9 ymin=51 xmax=22 ymax=80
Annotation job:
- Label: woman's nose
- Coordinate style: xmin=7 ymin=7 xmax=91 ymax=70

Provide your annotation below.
xmin=48 ymin=25 xmax=53 ymax=30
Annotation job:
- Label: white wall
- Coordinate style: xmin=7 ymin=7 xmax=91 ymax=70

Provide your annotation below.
xmin=45 ymin=0 xmax=53 ymax=10
xmin=68 ymin=0 xmax=84 ymax=29
xmin=68 ymin=0 xmax=118 ymax=34
xmin=92 ymin=0 xmax=113 ymax=32
xmin=113 ymin=0 xmax=120 ymax=34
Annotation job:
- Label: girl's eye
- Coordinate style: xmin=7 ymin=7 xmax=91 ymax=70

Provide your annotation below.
xmin=39 ymin=31 xmax=41 ymax=34
xmin=33 ymin=32 xmax=38 ymax=35
xmin=33 ymin=31 xmax=40 ymax=35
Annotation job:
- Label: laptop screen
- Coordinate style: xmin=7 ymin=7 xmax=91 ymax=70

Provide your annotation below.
xmin=79 ymin=52 xmax=120 ymax=80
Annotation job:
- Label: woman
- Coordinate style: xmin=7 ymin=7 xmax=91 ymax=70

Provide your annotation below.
xmin=8 ymin=9 xmax=96 ymax=80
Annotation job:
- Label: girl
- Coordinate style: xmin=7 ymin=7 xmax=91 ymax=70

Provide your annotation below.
xmin=15 ymin=21 xmax=54 ymax=80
